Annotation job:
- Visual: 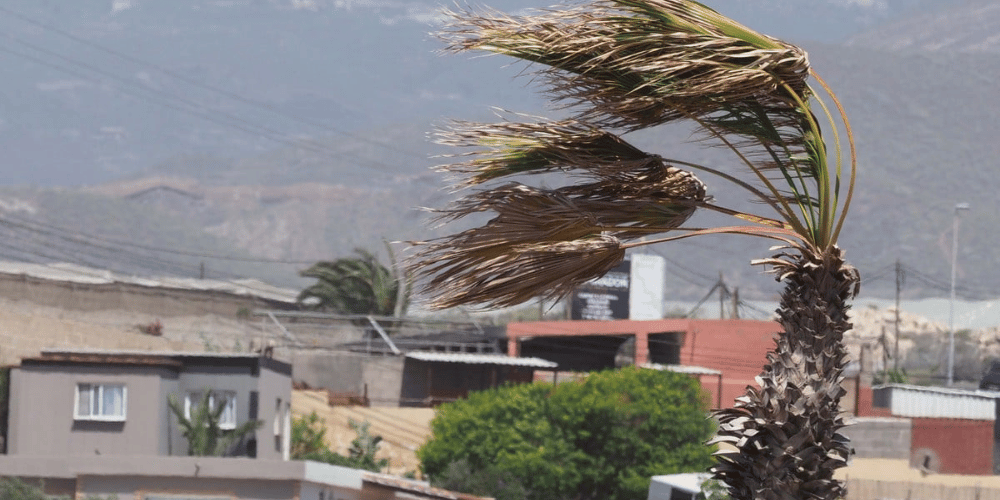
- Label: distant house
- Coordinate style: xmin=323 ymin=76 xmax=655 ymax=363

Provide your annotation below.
xmin=7 ymin=349 xmax=293 ymax=460
xmin=0 ymin=349 xmax=489 ymax=500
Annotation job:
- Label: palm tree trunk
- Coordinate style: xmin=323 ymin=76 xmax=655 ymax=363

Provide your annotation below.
xmin=711 ymin=246 xmax=858 ymax=500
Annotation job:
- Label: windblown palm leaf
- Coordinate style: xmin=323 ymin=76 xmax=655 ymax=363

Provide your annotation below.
xmin=411 ymin=0 xmax=860 ymax=499
xmin=414 ymin=0 xmax=854 ymax=307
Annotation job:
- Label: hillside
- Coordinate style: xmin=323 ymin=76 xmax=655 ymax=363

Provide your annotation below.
xmin=1 ymin=0 xmax=999 ymax=303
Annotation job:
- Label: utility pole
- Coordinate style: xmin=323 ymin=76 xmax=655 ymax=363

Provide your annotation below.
xmin=718 ymin=273 xmax=726 ymax=319
xmin=948 ymin=203 xmax=970 ymax=386
xmin=894 ymin=260 xmax=904 ymax=372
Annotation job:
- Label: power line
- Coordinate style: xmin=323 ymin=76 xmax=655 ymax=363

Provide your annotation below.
xmin=0 ymin=4 xmax=428 ymax=159
xmin=0 ymin=34 xmax=419 ymax=176
xmin=0 ymin=216 xmax=303 ymax=300
xmin=0 ymin=212 xmax=314 ymax=265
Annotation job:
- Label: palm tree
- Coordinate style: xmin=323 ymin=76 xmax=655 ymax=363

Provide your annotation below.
xmin=409 ymin=1 xmax=858 ymax=499
xmin=298 ymin=246 xmax=410 ymax=317
xmin=167 ymin=392 xmax=262 ymax=457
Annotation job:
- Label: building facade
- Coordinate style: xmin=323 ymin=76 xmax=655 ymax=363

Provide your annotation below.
xmin=8 ymin=349 xmax=292 ymax=460
xmin=1 ymin=349 xmax=485 ymax=500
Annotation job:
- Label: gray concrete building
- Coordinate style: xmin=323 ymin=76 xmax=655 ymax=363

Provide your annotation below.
xmin=8 ymin=349 xmax=293 ymax=460
xmin=0 ymin=349 xmax=487 ymax=500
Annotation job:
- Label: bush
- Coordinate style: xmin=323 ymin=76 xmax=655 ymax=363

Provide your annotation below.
xmin=418 ymin=366 xmax=716 ymax=500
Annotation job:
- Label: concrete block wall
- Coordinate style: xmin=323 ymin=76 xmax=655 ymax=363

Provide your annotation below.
xmin=843 ymin=417 xmax=912 ymax=460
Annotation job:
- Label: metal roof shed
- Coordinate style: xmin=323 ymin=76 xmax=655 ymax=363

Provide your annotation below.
xmin=873 ymin=383 xmax=1000 ymax=420
xmin=404 ymin=352 xmax=557 ymax=368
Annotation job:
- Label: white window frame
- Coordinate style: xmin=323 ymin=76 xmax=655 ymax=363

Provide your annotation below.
xmin=184 ymin=390 xmax=237 ymax=430
xmin=74 ymin=383 xmax=127 ymax=422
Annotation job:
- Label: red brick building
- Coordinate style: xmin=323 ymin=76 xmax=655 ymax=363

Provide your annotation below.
xmin=506 ymin=319 xmax=780 ymax=409
xmin=869 ymin=384 xmax=998 ymax=475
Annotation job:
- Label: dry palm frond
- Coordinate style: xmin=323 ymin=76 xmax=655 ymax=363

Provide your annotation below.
xmin=433 ymin=176 xmax=704 ymax=239
xmin=412 ymin=176 xmax=704 ymax=307
xmin=439 ymin=0 xmax=809 ymax=130
xmin=415 ymin=0 xmax=856 ymax=309
xmin=412 ymin=233 xmax=626 ymax=309
xmin=416 ymin=2 xmax=861 ymax=498
xmin=435 ymin=118 xmax=665 ymax=187
xmin=438 ymin=0 xmax=854 ymax=252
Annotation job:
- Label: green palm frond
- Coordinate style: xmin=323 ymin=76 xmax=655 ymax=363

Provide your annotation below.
xmin=298 ymin=248 xmax=408 ymax=316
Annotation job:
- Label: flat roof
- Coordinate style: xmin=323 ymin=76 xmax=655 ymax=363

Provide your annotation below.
xmin=642 ymin=363 xmax=722 ymax=376
xmin=405 ymin=351 xmax=558 ymax=368
xmin=25 ymin=348 xmax=292 ymax=376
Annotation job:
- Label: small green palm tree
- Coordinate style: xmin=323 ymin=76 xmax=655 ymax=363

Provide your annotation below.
xmin=167 ymin=392 xmax=262 ymax=457
xmin=410 ymin=1 xmax=859 ymax=499
xmin=298 ymin=245 xmax=410 ymax=317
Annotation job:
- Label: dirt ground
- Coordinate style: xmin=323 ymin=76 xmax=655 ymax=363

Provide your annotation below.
xmin=0 ymin=295 xmax=286 ymax=365
xmin=292 ymin=390 xmax=433 ymax=476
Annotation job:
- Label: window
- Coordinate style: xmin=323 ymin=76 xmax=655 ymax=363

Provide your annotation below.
xmin=75 ymin=383 xmax=126 ymax=421
xmin=185 ymin=391 xmax=237 ymax=430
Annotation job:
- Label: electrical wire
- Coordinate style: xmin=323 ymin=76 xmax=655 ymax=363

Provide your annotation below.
xmin=0 ymin=212 xmax=313 ymax=265
xmin=0 ymin=4 xmax=428 ymax=159
xmin=0 ymin=35 xmax=422 ymax=175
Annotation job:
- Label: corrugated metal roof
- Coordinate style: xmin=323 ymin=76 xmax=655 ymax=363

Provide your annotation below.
xmin=405 ymin=351 xmax=558 ymax=368
xmin=642 ymin=363 xmax=722 ymax=376
xmin=0 ymin=261 xmax=298 ymax=303
xmin=876 ymin=384 xmax=1000 ymax=420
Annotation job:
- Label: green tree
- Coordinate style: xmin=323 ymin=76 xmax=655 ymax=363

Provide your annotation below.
xmin=418 ymin=367 xmax=715 ymax=500
xmin=290 ymin=411 xmax=388 ymax=472
xmin=410 ymin=1 xmax=859 ymax=499
xmin=167 ymin=392 xmax=262 ymax=456
xmin=298 ymin=246 xmax=410 ymax=317
xmin=433 ymin=458 xmax=528 ymax=500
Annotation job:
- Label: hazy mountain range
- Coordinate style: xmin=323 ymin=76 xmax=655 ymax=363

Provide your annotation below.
xmin=0 ymin=0 xmax=998 ymax=305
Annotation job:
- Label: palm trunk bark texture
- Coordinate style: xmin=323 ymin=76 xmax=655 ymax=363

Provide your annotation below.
xmin=711 ymin=246 xmax=859 ymax=500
